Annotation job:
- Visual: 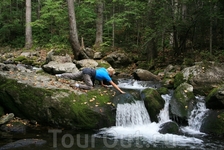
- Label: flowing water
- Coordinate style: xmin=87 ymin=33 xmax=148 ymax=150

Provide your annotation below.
xmin=1 ymin=79 xmax=224 ymax=149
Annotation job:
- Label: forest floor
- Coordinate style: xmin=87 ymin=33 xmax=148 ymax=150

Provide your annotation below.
xmin=1 ymin=46 xmax=224 ymax=73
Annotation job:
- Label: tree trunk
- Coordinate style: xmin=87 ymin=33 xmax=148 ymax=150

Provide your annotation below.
xmin=172 ymin=0 xmax=179 ymax=55
xmin=37 ymin=0 xmax=41 ymax=19
xmin=209 ymin=2 xmax=213 ymax=54
xmin=67 ymin=0 xmax=81 ymax=59
xmin=146 ymin=0 xmax=158 ymax=62
xmin=25 ymin=0 xmax=32 ymax=49
xmin=94 ymin=0 xmax=103 ymax=49
xmin=112 ymin=4 xmax=115 ymax=48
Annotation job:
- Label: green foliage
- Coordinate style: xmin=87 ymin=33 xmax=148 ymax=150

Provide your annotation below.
xmin=32 ymin=0 xmax=69 ymax=48
xmin=0 ymin=0 xmax=224 ymax=65
xmin=0 ymin=0 xmax=25 ymax=47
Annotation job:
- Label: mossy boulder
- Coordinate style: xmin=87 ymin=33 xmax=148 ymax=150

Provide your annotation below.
xmin=173 ymin=72 xmax=185 ymax=89
xmin=200 ymin=110 xmax=224 ymax=136
xmin=0 ymin=75 xmax=115 ymax=129
xmin=141 ymin=88 xmax=165 ymax=122
xmin=170 ymin=83 xmax=195 ymax=119
xmin=205 ymin=85 xmax=224 ymax=109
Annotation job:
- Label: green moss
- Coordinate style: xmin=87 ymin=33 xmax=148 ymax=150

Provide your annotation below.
xmin=66 ymin=89 xmax=114 ymax=128
xmin=0 ymin=75 xmax=115 ymax=129
xmin=174 ymin=72 xmax=185 ymax=89
xmin=96 ymin=60 xmax=111 ymax=68
xmin=172 ymin=83 xmax=194 ymax=118
xmin=157 ymin=87 xmax=169 ymax=95
xmin=14 ymin=56 xmax=27 ymax=62
xmin=205 ymin=87 xmax=218 ymax=103
xmin=142 ymin=88 xmax=165 ymax=122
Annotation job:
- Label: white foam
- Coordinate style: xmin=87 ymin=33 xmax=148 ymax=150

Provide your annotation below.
xmin=95 ymin=123 xmax=203 ymax=147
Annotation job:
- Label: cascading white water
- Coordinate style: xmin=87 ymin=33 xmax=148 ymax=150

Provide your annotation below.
xmin=182 ymin=96 xmax=208 ymax=134
xmin=116 ymin=101 xmax=151 ymax=126
xmin=188 ymin=96 xmax=208 ymax=131
xmin=94 ymin=80 xmax=204 ymax=148
xmin=158 ymin=94 xmax=171 ymax=123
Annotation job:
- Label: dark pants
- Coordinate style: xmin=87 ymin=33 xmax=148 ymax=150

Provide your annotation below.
xmin=61 ymin=68 xmax=95 ymax=90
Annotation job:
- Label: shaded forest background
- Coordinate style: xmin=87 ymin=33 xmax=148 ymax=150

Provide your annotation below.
xmin=1 ymin=0 xmax=224 ymax=70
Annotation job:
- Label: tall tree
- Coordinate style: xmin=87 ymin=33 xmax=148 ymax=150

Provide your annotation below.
xmin=94 ymin=0 xmax=104 ymax=49
xmin=25 ymin=0 xmax=32 ymax=49
xmin=67 ymin=0 xmax=81 ymax=59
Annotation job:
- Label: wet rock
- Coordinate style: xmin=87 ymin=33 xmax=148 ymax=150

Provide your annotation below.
xmin=200 ymin=109 xmax=224 ymax=136
xmin=141 ymin=88 xmax=165 ymax=122
xmin=112 ymin=93 xmax=136 ymax=107
xmin=205 ymin=85 xmax=224 ymax=109
xmin=0 ymin=139 xmax=47 ymax=150
xmin=159 ymin=121 xmax=180 ymax=134
xmin=0 ymin=113 xmax=14 ymax=125
xmin=170 ymin=83 xmax=195 ymax=120
xmin=0 ymin=121 xmax=26 ymax=133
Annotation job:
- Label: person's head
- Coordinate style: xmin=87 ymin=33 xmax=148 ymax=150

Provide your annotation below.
xmin=107 ymin=67 xmax=115 ymax=76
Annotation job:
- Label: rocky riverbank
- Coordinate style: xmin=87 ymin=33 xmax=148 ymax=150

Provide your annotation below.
xmin=1 ymin=49 xmax=224 ymax=137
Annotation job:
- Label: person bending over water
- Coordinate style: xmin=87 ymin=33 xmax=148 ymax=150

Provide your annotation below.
xmin=56 ymin=67 xmax=125 ymax=94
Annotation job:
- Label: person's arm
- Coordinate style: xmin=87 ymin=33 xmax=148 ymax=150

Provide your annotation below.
xmin=100 ymin=81 xmax=108 ymax=87
xmin=109 ymin=81 xmax=125 ymax=94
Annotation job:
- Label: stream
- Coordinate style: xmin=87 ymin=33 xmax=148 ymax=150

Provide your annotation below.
xmin=1 ymin=79 xmax=224 ymax=150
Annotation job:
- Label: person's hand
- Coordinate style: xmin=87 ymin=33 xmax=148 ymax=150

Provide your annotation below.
xmin=102 ymin=84 xmax=109 ymax=88
xmin=120 ymin=90 xmax=125 ymax=94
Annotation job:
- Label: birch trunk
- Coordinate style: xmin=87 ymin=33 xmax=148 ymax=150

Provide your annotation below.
xmin=25 ymin=0 xmax=32 ymax=49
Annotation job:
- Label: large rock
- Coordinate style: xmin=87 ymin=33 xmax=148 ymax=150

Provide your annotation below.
xmin=200 ymin=110 xmax=224 ymax=136
xmin=158 ymin=121 xmax=180 ymax=134
xmin=0 ymin=139 xmax=47 ymax=150
xmin=133 ymin=69 xmax=161 ymax=81
xmin=182 ymin=61 xmax=224 ymax=94
xmin=0 ymin=69 xmax=116 ymax=129
xmin=205 ymin=85 xmax=224 ymax=109
xmin=170 ymin=83 xmax=195 ymax=121
xmin=103 ymin=51 xmax=131 ymax=67
xmin=141 ymin=88 xmax=165 ymax=122
xmin=75 ymin=59 xmax=98 ymax=69
xmin=111 ymin=93 xmax=135 ymax=107
xmin=42 ymin=61 xmax=79 ymax=74
xmin=1 ymin=121 xmax=26 ymax=133
xmin=46 ymin=50 xmax=72 ymax=63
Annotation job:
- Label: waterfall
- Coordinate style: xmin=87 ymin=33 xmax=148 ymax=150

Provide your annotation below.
xmin=116 ymin=101 xmax=151 ymax=126
xmin=181 ymin=95 xmax=208 ymax=134
xmin=158 ymin=94 xmax=171 ymax=123
xmin=188 ymin=96 xmax=208 ymax=131
xmin=94 ymin=80 xmax=204 ymax=148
